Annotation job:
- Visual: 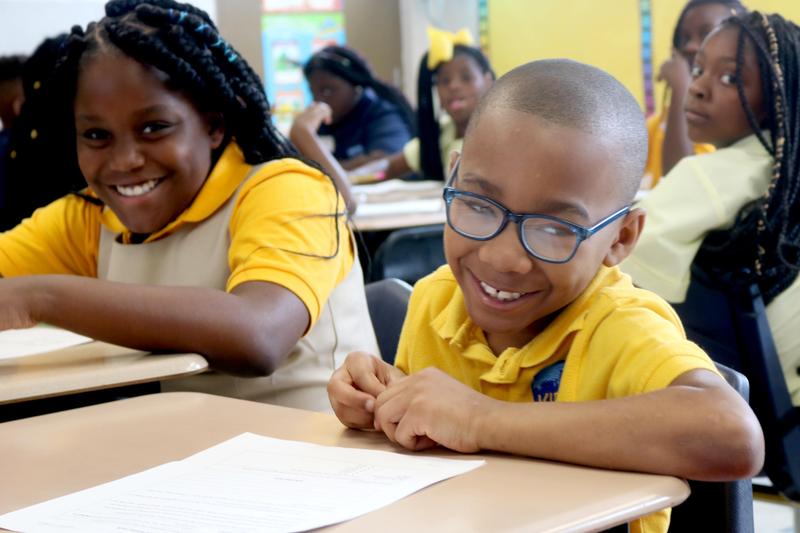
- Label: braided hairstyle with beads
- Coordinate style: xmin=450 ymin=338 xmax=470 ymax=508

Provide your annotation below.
xmin=696 ymin=12 xmax=800 ymax=304
xmin=303 ymin=45 xmax=415 ymax=133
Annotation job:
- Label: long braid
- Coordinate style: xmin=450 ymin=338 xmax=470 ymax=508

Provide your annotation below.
xmin=697 ymin=12 xmax=800 ymax=304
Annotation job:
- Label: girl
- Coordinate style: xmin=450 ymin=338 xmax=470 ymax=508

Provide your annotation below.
xmin=643 ymin=0 xmax=746 ymax=187
xmin=624 ymin=12 xmax=800 ymax=404
xmin=293 ymin=45 xmax=414 ymax=170
xmin=0 ymin=0 xmax=378 ymax=412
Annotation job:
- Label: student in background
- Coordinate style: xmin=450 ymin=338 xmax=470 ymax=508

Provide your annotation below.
xmin=290 ymin=45 xmax=414 ymax=212
xmin=350 ymin=27 xmax=494 ymax=182
xmin=0 ymin=54 xmax=27 ymax=216
xmin=1 ymin=35 xmax=85 ymax=231
xmin=0 ymin=0 xmax=378 ymax=412
xmin=623 ymin=12 xmax=800 ymax=404
xmin=294 ymin=45 xmax=414 ymax=170
xmin=643 ymin=0 xmax=746 ymax=188
xmin=329 ymin=59 xmax=763 ymax=533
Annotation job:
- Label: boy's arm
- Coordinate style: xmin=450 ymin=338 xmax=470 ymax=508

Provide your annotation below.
xmin=0 ymin=274 xmax=310 ymax=376
xmin=374 ymin=367 xmax=764 ymax=481
xmin=658 ymin=51 xmax=695 ymax=176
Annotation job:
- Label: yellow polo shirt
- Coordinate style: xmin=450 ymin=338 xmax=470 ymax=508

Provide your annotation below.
xmin=643 ymin=108 xmax=715 ymax=189
xmin=0 ymin=142 xmax=352 ymax=324
xmin=396 ymin=264 xmax=717 ymax=533
xmin=402 ymin=117 xmax=461 ymax=176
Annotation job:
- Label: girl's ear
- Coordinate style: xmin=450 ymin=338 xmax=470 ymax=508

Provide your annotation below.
xmin=205 ymin=112 xmax=226 ymax=149
xmin=603 ymin=207 xmax=646 ymax=267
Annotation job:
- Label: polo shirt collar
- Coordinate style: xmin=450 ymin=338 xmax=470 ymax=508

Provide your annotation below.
xmin=431 ymin=266 xmax=618 ymax=383
xmin=99 ymin=141 xmax=250 ymax=243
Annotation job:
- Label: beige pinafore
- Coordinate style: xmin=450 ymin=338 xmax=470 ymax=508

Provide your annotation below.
xmin=97 ymin=167 xmax=379 ymax=412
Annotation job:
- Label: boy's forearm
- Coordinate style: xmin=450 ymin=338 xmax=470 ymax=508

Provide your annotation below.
xmin=473 ymin=374 xmax=763 ymax=481
xmin=23 ymin=275 xmax=308 ymax=375
xmin=661 ymin=90 xmax=695 ymax=176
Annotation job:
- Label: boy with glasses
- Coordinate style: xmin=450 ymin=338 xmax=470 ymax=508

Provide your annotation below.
xmin=327 ymin=59 xmax=762 ymax=533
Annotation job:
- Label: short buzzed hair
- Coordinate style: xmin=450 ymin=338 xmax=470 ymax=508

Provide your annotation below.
xmin=467 ymin=59 xmax=647 ymax=202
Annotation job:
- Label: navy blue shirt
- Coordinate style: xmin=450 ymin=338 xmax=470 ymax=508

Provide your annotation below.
xmin=0 ymin=129 xmax=9 ymax=213
xmin=318 ymin=87 xmax=412 ymax=162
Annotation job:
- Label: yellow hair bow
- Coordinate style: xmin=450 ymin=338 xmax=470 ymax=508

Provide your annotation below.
xmin=427 ymin=26 xmax=474 ymax=70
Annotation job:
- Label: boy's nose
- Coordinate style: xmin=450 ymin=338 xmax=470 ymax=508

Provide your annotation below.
xmin=108 ymin=139 xmax=145 ymax=172
xmin=476 ymin=224 xmax=532 ymax=275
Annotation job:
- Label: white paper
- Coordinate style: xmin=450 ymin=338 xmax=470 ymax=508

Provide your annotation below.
xmin=352 ymin=179 xmax=442 ymax=196
xmin=0 ymin=324 xmax=91 ymax=361
xmin=0 ymin=432 xmax=484 ymax=533
xmin=353 ymin=198 xmax=444 ymax=218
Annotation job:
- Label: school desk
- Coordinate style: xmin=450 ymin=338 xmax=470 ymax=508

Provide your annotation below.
xmin=350 ymin=179 xmax=446 ymax=232
xmin=0 ymin=342 xmax=208 ymax=406
xmin=0 ymin=392 xmax=690 ymax=532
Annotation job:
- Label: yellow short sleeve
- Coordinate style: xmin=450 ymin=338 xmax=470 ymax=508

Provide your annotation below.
xmin=402 ymin=137 xmax=421 ymax=173
xmin=226 ymin=161 xmax=353 ymax=326
xmin=0 ymin=194 xmax=100 ymax=278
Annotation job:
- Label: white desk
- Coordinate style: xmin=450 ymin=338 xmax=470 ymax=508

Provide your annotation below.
xmin=0 ymin=392 xmax=689 ymax=531
xmin=0 ymin=342 xmax=207 ymax=405
xmin=350 ymin=180 xmax=445 ymax=232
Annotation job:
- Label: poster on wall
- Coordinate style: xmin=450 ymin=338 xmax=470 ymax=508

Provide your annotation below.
xmin=262 ymin=0 xmax=346 ymax=133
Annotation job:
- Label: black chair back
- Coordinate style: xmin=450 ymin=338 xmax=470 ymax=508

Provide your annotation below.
xmin=370 ymin=224 xmax=445 ymax=285
xmin=364 ymin=278 xmax=412 ymax=364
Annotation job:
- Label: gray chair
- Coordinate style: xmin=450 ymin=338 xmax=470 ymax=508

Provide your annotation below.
xmin=667 ymin=362 xmax=755 ymax=533
xmin=365 ymin=278 xmax=412 ymax=364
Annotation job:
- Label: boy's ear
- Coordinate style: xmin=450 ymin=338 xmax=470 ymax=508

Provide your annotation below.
xmin=603 ymin=207 xmax=646 ymax=267
xmin=205 ymin=112 xmax=226 ymax=149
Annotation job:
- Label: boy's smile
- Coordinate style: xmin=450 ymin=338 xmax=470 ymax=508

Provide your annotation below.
xmin=447 ymin=108 xmax=635 ymax=354
xmin=74 ymin=52 xmax=224 ymax=235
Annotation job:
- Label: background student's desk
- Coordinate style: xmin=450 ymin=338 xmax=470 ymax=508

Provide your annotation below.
xmin=350 ymin=179 xmax=445 ymax=232
xmin=0 ymin=392 xmax=690 ymax=532
xmin=0 ymin=342 xmax=208 ymax=405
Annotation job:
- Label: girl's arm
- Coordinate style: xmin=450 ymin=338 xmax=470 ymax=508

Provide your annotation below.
xmin=374 ymin=367 xmax=764 ymax=481
xmin=659 ymin=52 xmax=695 ymax=176
xmin=289 ymin=103 xmax=357 ymax=213
xmin=2 ymin=275 xmax=308 ymax=376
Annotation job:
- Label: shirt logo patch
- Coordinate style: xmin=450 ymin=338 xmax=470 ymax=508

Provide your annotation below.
xmin=531 ymin=360 xmax=565 ymax=402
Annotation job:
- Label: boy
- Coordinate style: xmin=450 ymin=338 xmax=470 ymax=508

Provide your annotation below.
xmin=327 ymin=59 xmax=764 ymax=533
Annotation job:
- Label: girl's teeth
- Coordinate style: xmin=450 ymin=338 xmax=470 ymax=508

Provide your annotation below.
xmin=480 ymin=281 xmax=522 ymax=301
xmin=115 ymin=179 xmax=159 ymax=197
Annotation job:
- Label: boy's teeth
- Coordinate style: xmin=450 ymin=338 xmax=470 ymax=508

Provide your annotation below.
xmin=479 ymin=280 xmax=523 ymax=301
xmin=115 ymin=179 xmax=159 ymax=197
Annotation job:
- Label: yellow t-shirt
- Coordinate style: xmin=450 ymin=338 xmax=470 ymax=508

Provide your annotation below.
xmin=402 ymin=117 xmax=461 ymax=176
xmin=643 ymin=108 xmax=715 ymax=189
xmin=396 ymin=264 xmax=717 ymax=533
xmin=0 ymin=142 xmax=352 ymax=325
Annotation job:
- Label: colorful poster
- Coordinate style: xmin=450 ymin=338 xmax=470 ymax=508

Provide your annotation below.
xmin=262 ymin=10 xmax=345 ymax=133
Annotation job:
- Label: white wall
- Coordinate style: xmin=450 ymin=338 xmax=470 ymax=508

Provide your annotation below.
xmin=0 ymin=0 xmax=216 ymax=56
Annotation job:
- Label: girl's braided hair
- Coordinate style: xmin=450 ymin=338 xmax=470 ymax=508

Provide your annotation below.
xmin=697 ymin=12 xmax=800 ymax=304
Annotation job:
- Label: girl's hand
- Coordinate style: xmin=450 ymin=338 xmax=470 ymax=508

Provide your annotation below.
xmin=373 ymin=367 xmax=493 ymax=453
xmin=0 ymin=277 xmax=37 ymax=331
xmin=657 ymin=50 xmax=692 ymax=94
xmin=291 ymin=102 xmax=333 ymax=135
xmin=327 ymin=351 xmax=406 ymax=430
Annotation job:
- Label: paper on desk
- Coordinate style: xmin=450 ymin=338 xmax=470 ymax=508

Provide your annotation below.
xmin=0 ymin=432 xmax=484 ymax=533
xmin=352 ymin=179 xmax=442 ymax=196
xmin=0 ymin=324 xmax=91 ymax=361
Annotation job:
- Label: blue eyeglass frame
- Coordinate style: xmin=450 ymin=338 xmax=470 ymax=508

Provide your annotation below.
xmin=442 ymin=159 xmax=631 ymax=264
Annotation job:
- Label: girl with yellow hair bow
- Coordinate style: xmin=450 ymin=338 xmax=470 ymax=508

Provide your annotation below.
xmin=348 ymin=26 xmax=494 ymax=183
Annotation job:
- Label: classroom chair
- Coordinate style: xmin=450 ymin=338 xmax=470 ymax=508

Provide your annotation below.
xmin=369 ymin=224 xmax=446 ymax=285
xmin=667 ymin=362 xmax=755 ymax=533
xmin=365 ymin=278 xmax=413 ymax=364
xmin=672 ymin=266 xmax=800 ymax=503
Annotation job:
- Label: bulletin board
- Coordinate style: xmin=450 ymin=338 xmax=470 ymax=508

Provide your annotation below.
xmin=487 ymin=0 xmax=800 ymax=116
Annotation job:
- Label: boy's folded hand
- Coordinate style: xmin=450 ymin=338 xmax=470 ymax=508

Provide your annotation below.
xmin=328 ymin=351 xmax=406 ymax=430
xmin=373 ymin=367 xmax=492 ymax=453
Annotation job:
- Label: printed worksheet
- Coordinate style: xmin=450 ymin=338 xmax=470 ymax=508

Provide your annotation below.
xmin=0 ymin=324 xmax=91 ymax=361
xmin=0 ymin=432 xmax=484 ymax=532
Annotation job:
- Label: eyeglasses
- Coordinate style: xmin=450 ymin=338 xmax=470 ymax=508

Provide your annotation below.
xmin=442 ymin=159 xmax=630 ymax=264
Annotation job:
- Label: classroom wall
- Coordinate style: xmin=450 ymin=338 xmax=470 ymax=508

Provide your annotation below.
xmin=0 ymin=0 xmax=216 ymax=56
xmin=487 ymin=0 xmax=800 ymax=115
